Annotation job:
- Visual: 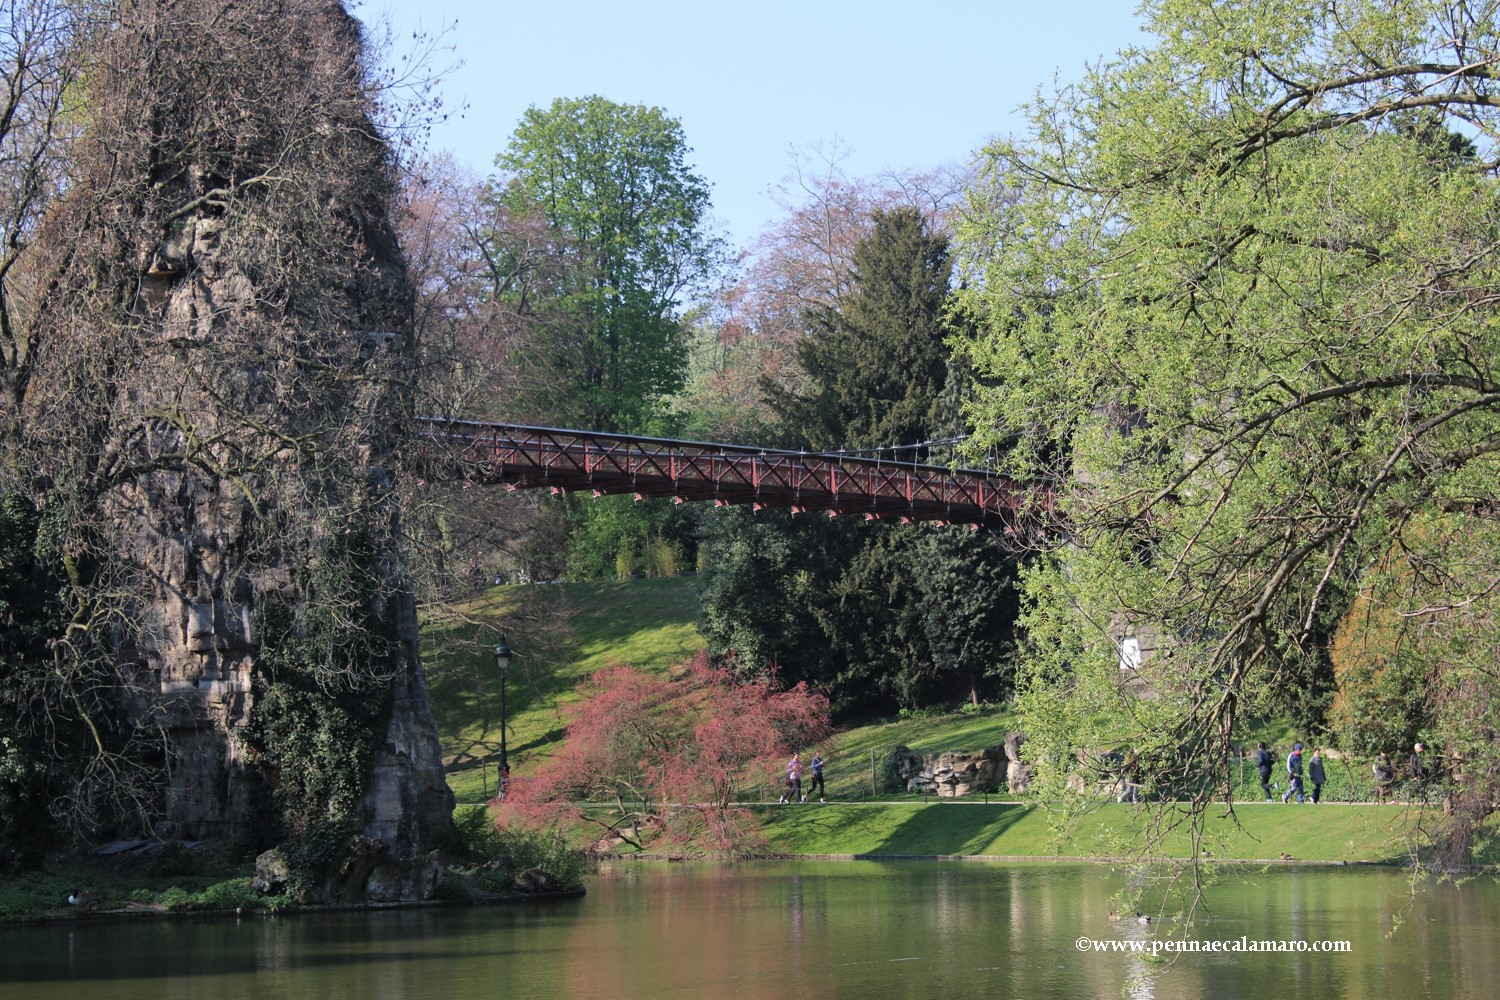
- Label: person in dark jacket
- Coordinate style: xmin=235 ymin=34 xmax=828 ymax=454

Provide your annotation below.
xmin=1308 ymin=747 xmax=1326 ymax=804
xmin=1255 ymin=742 xmax=1274 ymax=801
xmin=1410 ymin=742 xmax=1429 ymax=787
xmin=807 ymin=751 xmax=827 ymax=803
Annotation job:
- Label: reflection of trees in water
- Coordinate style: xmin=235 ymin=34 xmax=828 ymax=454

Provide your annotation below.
xmin=18 ymin=865 xmax=1500 ymax=995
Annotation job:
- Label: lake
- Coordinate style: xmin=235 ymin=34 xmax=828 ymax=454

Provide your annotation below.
xmin=2 ymin=860 xmax=1495 ymax=998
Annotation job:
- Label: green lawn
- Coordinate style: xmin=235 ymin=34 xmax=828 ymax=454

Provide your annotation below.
xmin=758 ymin=800 xmax=1432 ymax=863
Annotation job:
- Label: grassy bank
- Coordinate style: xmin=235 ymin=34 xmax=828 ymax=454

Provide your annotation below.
xmin=423 ymin=578 xmax=1031 ymax=804
xmin=0 ymin=850 xmax=262 ymax=921
xmin=755 ymin=801 xmax=1435 ymax=863
xmin=423 ymin=578 xmax=1476 ymax=864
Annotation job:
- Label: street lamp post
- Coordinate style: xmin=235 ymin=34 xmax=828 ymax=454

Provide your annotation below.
xmin=495 ymin=635 xmax=512 ymax=799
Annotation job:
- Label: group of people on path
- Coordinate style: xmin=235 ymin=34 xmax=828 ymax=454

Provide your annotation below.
xmin=1255 ymin=740 xmax=1436 ymax=803
xmin=779 ymin=751 xmax=826 ymax=803
xmin=1255 ymin=742 xmax=1327 ymax=803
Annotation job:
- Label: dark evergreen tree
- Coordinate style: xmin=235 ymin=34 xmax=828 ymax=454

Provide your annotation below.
xmin=698 ymin=511 xmax=863 ymax=696
xmin=764 ymin=207 xmax=958 ymax=455
xmin=702 ymin=208 xmax=1021 ymax=716
xmin=824 ymin=527 xmax=1020 ymax=710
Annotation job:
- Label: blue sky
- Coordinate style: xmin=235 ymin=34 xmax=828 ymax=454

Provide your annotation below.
xmin=359 ymin=1 xmax=1148 ymax=250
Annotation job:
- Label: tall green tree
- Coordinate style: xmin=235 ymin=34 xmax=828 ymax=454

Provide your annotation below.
xmin=703 ymin=208 xmax=1019 ymax=714
xmin=953 ymin=0 xmax=1500 ymax=862
xmin=492 ymin=95 xmax=722 ymax=433
xmin=764 ymin=207 xmax=960 ymax=453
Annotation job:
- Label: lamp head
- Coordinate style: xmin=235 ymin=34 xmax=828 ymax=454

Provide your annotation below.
xmin=494 ymin=634 xmax=512 ymax=673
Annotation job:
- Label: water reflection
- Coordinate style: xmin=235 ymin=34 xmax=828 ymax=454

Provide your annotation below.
xmin=1 ymin=863 xmax=1495 ymax=999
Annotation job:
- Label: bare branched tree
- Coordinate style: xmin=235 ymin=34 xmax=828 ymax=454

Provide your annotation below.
xmin=0 ymin=0 xmax=89 ymax=442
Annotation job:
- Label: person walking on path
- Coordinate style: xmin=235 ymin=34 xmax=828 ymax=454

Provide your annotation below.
xmin=1308 ymin=747 xmax=1326 ymax=803
xmin=1373 ymin=751 xmax=1395 ymax=803
xmin=806 ymin=751 xmax=826 ymax=803
xmin=1255 ymin=742 xmax=1275 ymax=801
xmin=780 ymin=752 xmax=805 ymax=803
xmin=1282 ymin=743 xmax=1306 ymax=803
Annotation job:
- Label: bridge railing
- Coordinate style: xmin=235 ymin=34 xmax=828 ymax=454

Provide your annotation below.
xmin=415 ymin=418 xmax=1055 ymax=535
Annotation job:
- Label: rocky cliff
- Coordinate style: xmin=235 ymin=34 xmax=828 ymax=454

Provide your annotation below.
xmin=17 ymin=0 xmax=452 ymax=854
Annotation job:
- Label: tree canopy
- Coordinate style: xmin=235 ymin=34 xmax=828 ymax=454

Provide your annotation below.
xmin=492 ymin=95 xmax=722 ymax=433
xmin=953 ymin=0 xmax=1500 ymax=858
xmin=764 ymin=206 xmax=961 ymax=454
xmin=703 ymin=207 xmax=1019 ymax=715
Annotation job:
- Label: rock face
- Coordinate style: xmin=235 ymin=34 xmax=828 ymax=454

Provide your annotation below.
xmin=899 ymin=733 xmax=1030 ymax=797
xmin=914 ymin=749 xmax=1003 ymax=797
xmin=359 ymin=588 xmax=456 ymax=852
xmin=145 ymin=2 xmax=449 ymax=855
xmin=25 ymin=1 xmax=452 ymax=854
xmin=1005 ymin=732 xmax=1032 ymax=793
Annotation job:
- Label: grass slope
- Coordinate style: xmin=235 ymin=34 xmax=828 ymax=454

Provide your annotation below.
xmin=422 ymin=578 xmax=1026 ymax=805
xmin=424 ymin=578 xmax=704 ymax=803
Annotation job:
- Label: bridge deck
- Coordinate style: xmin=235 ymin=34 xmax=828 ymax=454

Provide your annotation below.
xmin=418 ymin=419 xmax=1053 ymax=534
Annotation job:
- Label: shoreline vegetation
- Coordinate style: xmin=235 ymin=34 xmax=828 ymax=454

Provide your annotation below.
xmin=4 ymin=798 xmax=1483 ymax=924
xmin=8 ymin=579 xmax=1485 ymax=923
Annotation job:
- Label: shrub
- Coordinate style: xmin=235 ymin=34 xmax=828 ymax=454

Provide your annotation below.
xmin=503 ymin=653 xmax=832 ymax=855
xmin=473 ymin=866 xmax=514 ymax=894
xmin=614 ymin=544 xmax=637 ymax=581
xmin=432 ymin=805 xmax=505 ymax=861
xmin=880 ymin=744 xmax=917 ymax=793
xmin=434 ymin=807 xmax=588 ymax=892
xmin=644 ymin=537 xmax=681 ymax=578
xmin=495 ymin=827 xmax=589 ymax=891
xmin=434 ymin=870 xmax=472 ymax=901
xmin=0 ymin=738 xmax=48 ymax=875
xmin=198 ymin=877 xmax=260 ymax=911
xmin=283 ymin=818 xmax=358 ymax=898
xmin=159 ymin=886 xmax=194 ymax=912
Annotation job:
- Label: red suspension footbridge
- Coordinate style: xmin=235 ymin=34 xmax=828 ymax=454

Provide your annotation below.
xmin=416 ymin=418 xmax=1054 ymax=536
